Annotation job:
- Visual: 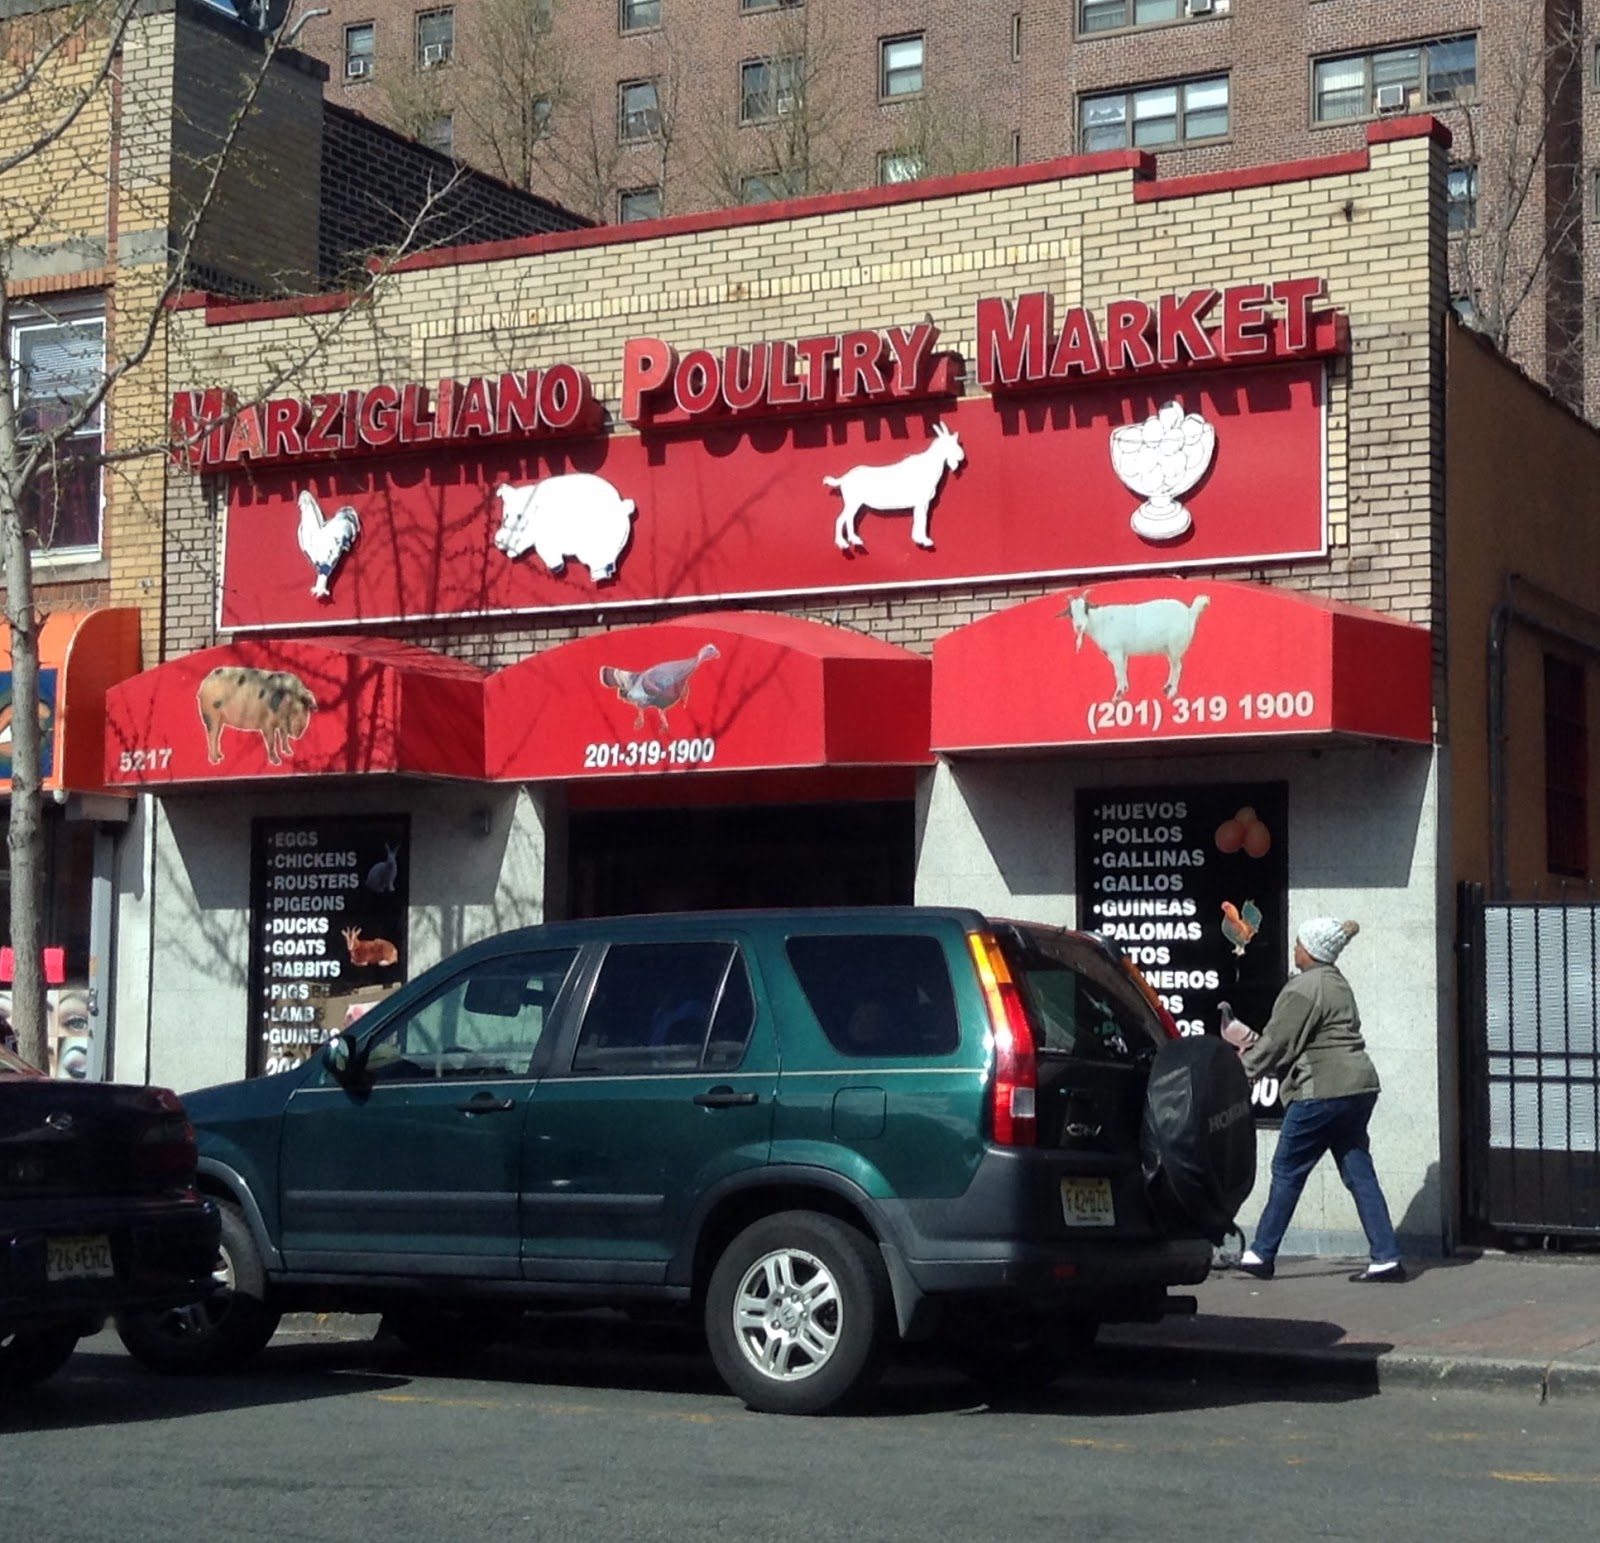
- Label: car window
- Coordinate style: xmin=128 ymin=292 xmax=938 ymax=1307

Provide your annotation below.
xmin=362 ymin=949 xmax=577 ymax=1082
xmin=571 ymin=941 xmax=751 ymax=1075
xmin=999 ymin=929 xmax=1165 ymax=1062
xmin=785 ymin=933 xmax=960 ymax=1058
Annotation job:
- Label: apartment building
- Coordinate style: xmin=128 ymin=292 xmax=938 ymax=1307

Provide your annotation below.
xmin=295 ymin=0 xmax=1596 ymax=416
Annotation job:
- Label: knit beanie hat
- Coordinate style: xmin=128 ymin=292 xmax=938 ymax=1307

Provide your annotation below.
xmin=1297 ymin=917 xmax=1359 ymax=964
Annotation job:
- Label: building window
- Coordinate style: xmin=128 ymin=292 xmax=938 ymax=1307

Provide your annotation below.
xmin=878 ymin=151 xmax=924 ymax=184
xmin=620 ymin=0 xmax=659 ymax=32
xmin=532 ymin=95 xmax=554 ymax=137
xmin=741 ymin=0 xmax=802 ymax=10
xmin=1545 ymin=653 xmax=1589 ymax=878
xmin=1011 ymin=12 xmax=1021 ymax=60
xmin=741 ymin=56 xmax=801 ymax=122
xmin=422 ymin=114 xmax=454 ymax=155
xmin=1080 ymin=0 xmax=1185 ymax=32
xmin=880 ymin=35 xmax=923 ymax=98
xmin=741 ymin=170 xmax=799 ymax=202
xmin=1079 ymin=75 xmax=1229 ymax=151
xmin=619 ymin=79 xmax=661 ymax=140
xmin=619 ymin=186 xmax=662 ymax=222
xmin=1313 ymin=36 xmax=1477 ymax=123
xmin=343 ymin=22 xmax=375 ymax=81
xmin=1448 ymin=162 xmax=1478 ymax=232
xmin=10 ymin=303 xmax=105 ymax=556
xmin=417 ymin=8 xmax=454 ymax=68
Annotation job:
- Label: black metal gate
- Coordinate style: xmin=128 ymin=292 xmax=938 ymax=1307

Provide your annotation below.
xmin=1460 ymin=882 xmax=1600 ymax=1235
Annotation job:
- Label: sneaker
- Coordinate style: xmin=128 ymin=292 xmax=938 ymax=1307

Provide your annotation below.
xmin=1349 ymin=1262 xmax=1408 ymax=1284
xmin=1236 ymin=1252 xmax=1274 ymax=1281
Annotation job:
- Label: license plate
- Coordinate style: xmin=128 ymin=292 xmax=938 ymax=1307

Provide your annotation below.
xmin=1060 ymin=1177 xmax=1115 ymax=1228
xmin=46 ymin=1234 xmax=114 ymax=1281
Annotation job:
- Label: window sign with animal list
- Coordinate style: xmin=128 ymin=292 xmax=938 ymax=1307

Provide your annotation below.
xmin=1075 ymin=782 xmax=1289 ymax=1121
xmin=247 ymin=816 xmax=409 ymax=1077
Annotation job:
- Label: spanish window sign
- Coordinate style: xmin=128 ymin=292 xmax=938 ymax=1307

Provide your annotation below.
xmin=248 ymin=815 xmax=409 ymax=1077
xmin=1076 ymin=782 xmax=1289 ymax=1121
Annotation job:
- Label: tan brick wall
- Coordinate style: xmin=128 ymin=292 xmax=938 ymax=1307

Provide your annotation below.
xmin=166 ymin=130 xmax=1446 ymax=666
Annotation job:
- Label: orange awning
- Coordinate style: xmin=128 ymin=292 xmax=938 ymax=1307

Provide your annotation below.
xmin=0 ymin=609 xmax=142 ymax=796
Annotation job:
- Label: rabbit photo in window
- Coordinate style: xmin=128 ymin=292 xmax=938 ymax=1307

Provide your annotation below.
xmin=366 ymin=842 xmax=400 ymax=893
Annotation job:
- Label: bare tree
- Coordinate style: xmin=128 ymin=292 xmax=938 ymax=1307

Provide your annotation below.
xmin=694 ymin=1 xmax=850 ymax=209
xmin=453 ymin=0 xmax=569 ymax=191
xmin=544 ymin=22 xmax=685 ymax=222
xmin=0 ymin=1 xmax=460 ymax=1070
xmin=1450 ymin=1 xmax=1590 ymax=405
xmin=882 ymin=85 xmax=1009 ymax=184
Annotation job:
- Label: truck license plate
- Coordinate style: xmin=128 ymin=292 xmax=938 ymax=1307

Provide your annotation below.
xmin=46 ymin=1234 xmax=114 ymax=1281
xmin=1060 ymin=1177 xmax=1115 ymax=1227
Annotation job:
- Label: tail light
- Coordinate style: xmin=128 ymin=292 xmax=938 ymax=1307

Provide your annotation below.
xmin=967 ymin=930 xmax=1037 ymax=1147
xmin=135 ymin=1088 xmax=199 ymax=1180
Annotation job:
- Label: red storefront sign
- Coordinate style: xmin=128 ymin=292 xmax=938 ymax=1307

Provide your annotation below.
xmin=105 ymin=637 xmax=485 ymax=786
xmin=216 ymin=358 xmax=1330 ymax=632
xmin=931 ymin=579 xmax=1433 ymax=752
xmin=485 ymin=611 xmax=931 ymax=781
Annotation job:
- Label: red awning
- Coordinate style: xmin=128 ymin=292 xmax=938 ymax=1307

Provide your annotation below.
xmin=932 ymin=579 xmax=1432 ymax=754
xmin=2 ymin=608 xmax=142 ymax=796
xmin=105 ymin=636 xmax=485 ymax=787
xmin=485 ymin=611 xmax=932 ymax=781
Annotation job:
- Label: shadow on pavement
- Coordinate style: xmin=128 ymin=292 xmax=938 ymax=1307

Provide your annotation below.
xmin=0 ymin=1335 xmax=414 ymax=1435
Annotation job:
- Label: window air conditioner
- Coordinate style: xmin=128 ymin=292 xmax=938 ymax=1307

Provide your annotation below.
xmin=1186 ymin=0 xmax=1215 ymax=16
xmin=421 ymin=43 xmax=448 ymax=67
xmin=1374 ymin=83 xmax=1407 ymax=112
xmin=345 ymin=56 xmax=369 ymax=79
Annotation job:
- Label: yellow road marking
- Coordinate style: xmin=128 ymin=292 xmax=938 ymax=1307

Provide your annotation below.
xmin=1489 ymin=1471 xmax=1600 ymax=1486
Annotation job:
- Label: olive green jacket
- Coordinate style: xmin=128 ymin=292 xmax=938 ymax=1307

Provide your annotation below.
xmin=1239 ymin=962 xmax=1379 ymax=1106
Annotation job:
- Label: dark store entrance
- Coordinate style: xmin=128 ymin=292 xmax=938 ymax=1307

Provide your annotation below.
xmin=567 ymin=800 xmax=916 ymax=919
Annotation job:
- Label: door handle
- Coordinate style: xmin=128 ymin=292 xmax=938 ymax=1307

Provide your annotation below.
xmin=455 ymin=1094 xmax=517 ymax=1114
xmin=694 ymin=1086 xmax=759 ymax=1108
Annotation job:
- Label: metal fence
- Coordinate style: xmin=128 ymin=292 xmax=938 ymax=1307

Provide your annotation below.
xmin=1460 ymin=883 xmax=1600 ymax=1236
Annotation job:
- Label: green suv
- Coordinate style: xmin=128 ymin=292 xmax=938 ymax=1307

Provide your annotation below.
xmin=116 ymin=907 xmax=1253 ymax=1414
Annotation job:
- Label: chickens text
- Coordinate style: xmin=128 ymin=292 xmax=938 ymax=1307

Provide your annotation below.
xmin=169 ymin=368 xmax=599 ymax=470
xmin=977 ymin=277 xmax=1337 ymax=389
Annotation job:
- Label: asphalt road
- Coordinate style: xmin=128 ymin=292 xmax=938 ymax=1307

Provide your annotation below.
xmin=6 ymin=1318 xmax=1599 ymax=1543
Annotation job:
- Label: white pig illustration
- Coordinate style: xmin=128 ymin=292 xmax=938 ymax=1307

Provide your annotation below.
xmin=493 ymin=473 xmax=637 ymax=582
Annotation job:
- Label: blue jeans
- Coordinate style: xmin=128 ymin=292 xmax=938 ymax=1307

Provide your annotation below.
xmin=1251 ymin=1091 xmax=1401 ymax=1266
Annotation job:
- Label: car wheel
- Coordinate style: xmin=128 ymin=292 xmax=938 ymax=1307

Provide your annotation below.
xmin=0 ymin=1324 xmax=81 ymax=1390
xmin=705 ymin=1210 xmax=891 ymax=1416
xmin=379 ymin=1305 xmax=520 ymax=1361
xmin=116 ymin=1200 xmax=281 ymax=1373
xmin=948 ymin=1316 xmax=1098 ymax=1398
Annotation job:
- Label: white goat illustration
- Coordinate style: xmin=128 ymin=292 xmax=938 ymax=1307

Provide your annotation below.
xmin=1063 ymin=591 xmax=1211 ymax=701
xmin=825 ymin=422 xmax=965 ymax=552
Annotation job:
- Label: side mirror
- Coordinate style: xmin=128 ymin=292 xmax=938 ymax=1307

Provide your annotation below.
xmin=323 ymin=1032 xmax=356 ymax=1082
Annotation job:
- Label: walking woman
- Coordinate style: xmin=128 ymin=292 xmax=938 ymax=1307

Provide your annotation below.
xmin=1226 ymin=917 xmax=1407 ymax=1283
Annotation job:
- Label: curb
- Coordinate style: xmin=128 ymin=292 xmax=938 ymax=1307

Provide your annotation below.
xmin=1095 ymin=1336 xmax=1600 ymax=1402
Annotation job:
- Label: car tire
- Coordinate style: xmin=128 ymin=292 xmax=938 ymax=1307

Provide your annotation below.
xmin=0 ymin=1324 xmax=81 ymax=1390
xmin=705 ymin=1210 xmax=892 ymax=1416
xmin=116 ymin=1200 xmax=281 ymax=1374
xmin=379 ymin=1305 xmax=520 ymax=1361
xmin=948 ymin=1315 xmax=1098 ymax=1398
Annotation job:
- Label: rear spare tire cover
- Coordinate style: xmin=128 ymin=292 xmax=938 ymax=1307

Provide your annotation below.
xmin=1140 ymin=1035 xmax=1256 ymax=1243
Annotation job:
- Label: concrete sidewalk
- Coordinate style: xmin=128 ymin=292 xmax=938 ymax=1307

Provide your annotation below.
xmin=1098 ymin=1249 xmax=1600 ymax=1400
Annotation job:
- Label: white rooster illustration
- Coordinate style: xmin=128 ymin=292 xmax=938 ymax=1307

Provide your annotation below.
xmin=296 ymin=489 xmax=361 ymax=600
